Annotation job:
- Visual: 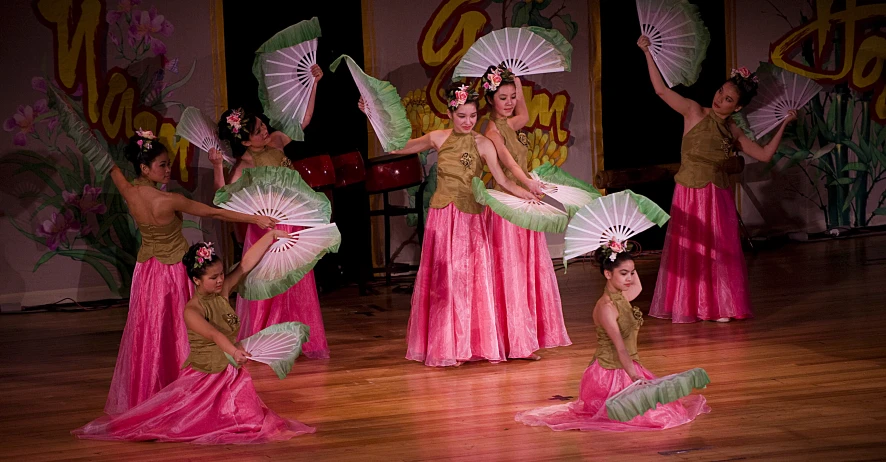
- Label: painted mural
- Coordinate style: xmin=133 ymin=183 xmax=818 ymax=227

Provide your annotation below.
xmin=764 ymin=0 xmax=886 ymax=230
xmin=1 ymin=0 xmax=200 ymax=298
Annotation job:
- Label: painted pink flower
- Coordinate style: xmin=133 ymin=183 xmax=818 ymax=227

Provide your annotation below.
xmin=107 ymin=0 xmax=141 ymax=24
xmin=31 ymin=77 xmax=47 ymax=93
xmin=46 ymin=117 xmax=59 ymax=132
xmin=36 ymin=210 xmax=80 ymax=250
xmin=128 ymin=6 xmax=174 ymax=55
xmin=81 ymin=225 xmax=93 ymax=237
xmin=109 ymin=32 xmax=120 ymax=47
xmin=162 ymin=55 xmax=179 ymax=74
xmin=4 ymin=102 xmax=47 ymax=146
xmin=63 ymin=185 xmax=107 ymax=215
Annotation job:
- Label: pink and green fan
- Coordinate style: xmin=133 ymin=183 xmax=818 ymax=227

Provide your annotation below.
xmin=225 ymin=322 xmax=310 ymax=379
xmin=452 ymin=27 xmax=572 ymax=79
xmin=563 ymin=190 xmax=669 ymax=266
xmin=606 ymin=368 xmax=710 ymax=422
xmin=636 ymin=0 xmax=710 ymax=88
xmin=744 ymin=62 xmax=822 ymax=139
xmin=472 ymin=177 xmax=568 ymax=233
xmin=330 ymin=54 xmax=411 ymax=152
xmin=175 ymin=106 xmax=235 ymax=167
xmin=213 ymin=166 xmax=331 ymax=227
xmin=530 ymin=162 xmax=602 ymax=217
xmin=253 ymin=17 xmax=321 ymax=142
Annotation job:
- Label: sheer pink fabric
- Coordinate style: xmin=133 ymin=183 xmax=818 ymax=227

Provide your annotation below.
xmin=407 ymin=205 xmax=504 ymax=366
xmin=105 ymin=258 xmax=193 ymax=415
xmin=483 ymin=208 xmax=571 ymax=358
xmin=650 ymin=183 xmax=753 ymax=322
xmin=76 ymin=365 xmax=314 ymax=444
xmin=236 ymin=223 xmax=329 ymax=358
xmin=515 ymin=360 xmax=709 ymax=431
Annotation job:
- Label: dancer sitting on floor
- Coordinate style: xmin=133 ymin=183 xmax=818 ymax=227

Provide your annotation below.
xmin=515 ymin=245 xmax=710 ymax=431
xmin=74 ymin=236 xmax=315 ymax=443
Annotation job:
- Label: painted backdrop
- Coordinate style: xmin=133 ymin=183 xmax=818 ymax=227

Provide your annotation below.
xmin=0 ymin=0 xmax=224 ymax=306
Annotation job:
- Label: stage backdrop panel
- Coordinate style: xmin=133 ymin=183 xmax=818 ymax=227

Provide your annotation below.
xmin=0 ymin=0 xmax=227 ymax=307
xmin=734 ymin=0 xmax=886 ymax=235
xmin=362 ymin=0 xmax=594 ymax=264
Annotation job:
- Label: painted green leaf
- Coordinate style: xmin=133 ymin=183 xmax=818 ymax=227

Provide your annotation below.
xmin=873 ymin=207 xmax=886 ymax=216
xmin=841 ymin=162 xmax=867 ymax=173
xmin=529 ymin=9 xmax=554 ymax=28
xmin=844 ymin=98 xmax=855 ymax=138
xmin=811 ymin=143 xmax=835 ymax=160
xmin=159 ymin=61 xmax=196 ymax=101
xmin=828 ymin=177 xmax=853 ymax=186
xmin=558 ymin=14 xmax=579 ymax=40
xmin=512 ymin=2 xmax=531 ymax=26
xmin=33 ymin=251 xmax=58 ymax=271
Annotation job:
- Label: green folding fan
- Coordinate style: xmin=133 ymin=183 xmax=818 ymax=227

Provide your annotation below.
xmin=330 ymin=54 xmax=411 ymax=152
xmin=472 ymin=177 xmax=568 ymax=233
xmin=225 ymin=322 xmax=310 ymax=379
xmin=530 ymin=162 xmax=602 ymax=217
xmin=606 ymin=368 xmax=710 ymax=422
xmin=253 ymin=17 xmax=322 ymax=142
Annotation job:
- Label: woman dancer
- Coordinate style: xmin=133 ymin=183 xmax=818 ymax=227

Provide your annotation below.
xmin=515 ymin=245 xmax=710 ymax=431
xmin=212 ymin=82 xmax=330 ymax=358
xmin=105 ymin=130 xmax=276 ymax=415
xmin=363 ymin=82 xmax=536 ymax=366
xmin=74 ymin=237 xmax=315 ymax=443
xmin=636 ymin=35 xmax=797 ymax=323
xmin=479 ymin=64 xmax=571 ymax=360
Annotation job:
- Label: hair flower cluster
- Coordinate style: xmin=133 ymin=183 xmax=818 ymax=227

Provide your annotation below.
xmin=193 ymin=242 xmax=215 ymax=269
xmin=135 ymin=128 xmax=155 ymax=152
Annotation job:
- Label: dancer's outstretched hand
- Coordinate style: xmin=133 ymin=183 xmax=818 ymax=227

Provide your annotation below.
xmin=232 ymin=348 xmax=251 ymax=365
xmin=208 ymin=148 xmax=224 ymax=167
xmin=637 ymin=35 xmax=651 ymax=53
xmin=357 ymin=97 xmax=366 ymax=114
xmin=784 ymin=109 xmax=798 ymax=124
xmin=310 ymin=64 xmax=323 ymax=82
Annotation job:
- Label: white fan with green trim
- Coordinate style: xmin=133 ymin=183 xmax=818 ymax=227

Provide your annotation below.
xmin=453 ymin=27 xmax=573 ymax=79
xmin=213 ymin=167 xmax=331 ymax=228
xmin=330 ymin=54 xmax=411 ymax=152
xmin=530 ymin=162 xmax=602 ymax=217
xmin=637 ymin=0 xmax=710 ymax=88
xmin=472 ymin=177 xmax=567 ymax=233
xmin=243 ymin=223 xmax=342 ymax=300
xmin=226 ymin=322 xmax=310 ymax=379
xmin=253 ymin=17 xmax=321 ymax=142
xmin=564 ymin=190 xmax=669 ymax=263
xmin=744 ymin=62 xmax=822 ymax=138
xmin=175 ymin=106 xmax=234 ymax=165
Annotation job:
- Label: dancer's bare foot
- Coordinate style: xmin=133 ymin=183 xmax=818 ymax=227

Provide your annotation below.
xmin=454 ymin=361 xmax=464 ymax=367
xmin=715 ymin=317 xmax=731 ymax=323
xmin=522 ymin=354 xmax=541 ymax=361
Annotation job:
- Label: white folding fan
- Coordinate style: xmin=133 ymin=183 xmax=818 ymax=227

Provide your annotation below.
xmin=744 ymin=62 xmax=822 ymax=139
xmin=175 ymin=106 xmax=234 ymax=165
xmin=563 ymin=190 xmax=669 ymax=263
xmin=529 ymin=162 xmax=602 ymax=217
xmin=472 ymin=177 xmax=568 ymax=233
xmin=253 ymin=17 xmax=321 ymax=142
xmin=452 ymin=27 xmax=572 ymax=79
xmin=242 ymin=223 xmax=342 ymax=300
xmin=330 ymin=54 xmax=411 ymax=152
xmin=226 ymin=322 xmax=310 ymax=379
xmin=636 ymin=0 xmax=710 ymax=88
xmin=213 ymin=166 xmax=332 ymax=227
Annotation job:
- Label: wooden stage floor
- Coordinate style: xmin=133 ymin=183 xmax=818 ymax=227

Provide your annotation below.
xmin=2 ymin=235 xmax=885 ymax=461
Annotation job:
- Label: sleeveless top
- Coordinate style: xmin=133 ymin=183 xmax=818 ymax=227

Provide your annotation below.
xmin=674 ymin=111 xmax=737 ymax=189
xmin=251 ymin=146 xmax=293 ymax=169
xmin=488 ymin=117 xmax=530 ymax=193
xmin=429 ymin=131 xmax=485 ymax=214
xmin=592 ymin=289 xmax=644 ymax=370
xmin=182 ymin=292 xmax=241 ymax=374
xmin=131 ymin=177 xmax=189 ymax=264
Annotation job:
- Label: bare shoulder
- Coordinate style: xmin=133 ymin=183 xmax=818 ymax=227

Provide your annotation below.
xmin=184 ymin=297 xmax=203 ymax=316
xmin=429 ymin=129 xmax=451 ymax=148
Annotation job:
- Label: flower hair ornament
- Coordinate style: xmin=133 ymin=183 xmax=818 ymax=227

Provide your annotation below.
xmin=447 ymin=84 xmax=479 ymax=110
xmin=193 ymin=242 xmax=216 ymax=269
xmin=600 ymin=239 xmax=634 ymax=262
xmin=135 ymin=128 xmax=155 ymax=153
xmin=226 ymin=108 xmax=248 ymax=140
xmin=482 ymin=63 xmax=515 ymax=92
xmin=731 ymin=67 xmax=759 ymax=84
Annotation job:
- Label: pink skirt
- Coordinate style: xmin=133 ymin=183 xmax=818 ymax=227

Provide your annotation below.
xmin=649 ymin=183 xmax=752 ymax=322
xmin=483 ymin=207 xmax=571 ymax=358
xmin=407 ymin=204 xmax=504 ymax=366
xmin=105 ymin=258 xmax=193 ymax=415
xmin=236 ymin=223 xmax=330 ymax=359
xmin=515 ymin=360 xmax=710 ymax=431
xmin=75 ymin=365 xmax=315 ymax=444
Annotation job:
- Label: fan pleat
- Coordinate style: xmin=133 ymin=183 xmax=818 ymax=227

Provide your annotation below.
xmin=744 ymin=62 xmax=822 ymax=138
xmin=452 ymin=27 xmax=571 ymax=78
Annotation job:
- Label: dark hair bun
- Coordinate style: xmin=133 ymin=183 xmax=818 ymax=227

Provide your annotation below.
xmin=182 ymin=242 xmax=221 ymax=281
xmin=125 ymin=133 xmax=168 ymax=175
xmin=594 ymin=249 xmax=634 ymax=275
xmin=728 ymin=76 xmax=759 ymax=107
